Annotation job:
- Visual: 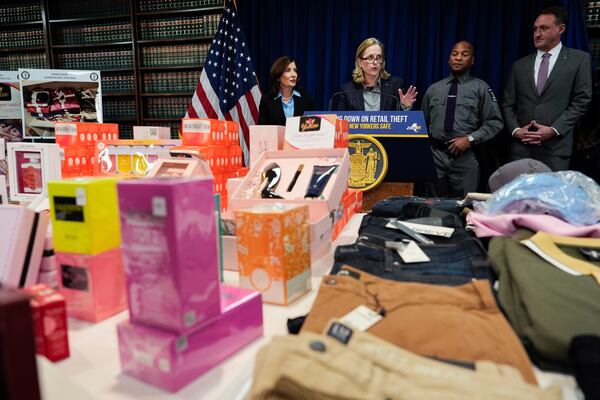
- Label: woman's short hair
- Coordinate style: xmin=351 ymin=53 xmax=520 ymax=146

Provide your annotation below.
xmin=269 ymin=56 xmax=296 ymax=95
xmin=352 ymin=37 xmax=390 ymax=84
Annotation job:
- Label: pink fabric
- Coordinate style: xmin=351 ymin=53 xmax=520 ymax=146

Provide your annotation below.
xmin=466 ymin=212 xmax=600 ymax=238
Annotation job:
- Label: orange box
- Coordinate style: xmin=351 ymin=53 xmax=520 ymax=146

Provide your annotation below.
xmin=228 ymin=146 xmax=243 ymax=171
xmin=225 ymin=120 xmax=239 ymax=146
xmin=235 ymin=203 xmax=311 ymax=305
xmin=182 ymin=118 xmax=226 ymax=146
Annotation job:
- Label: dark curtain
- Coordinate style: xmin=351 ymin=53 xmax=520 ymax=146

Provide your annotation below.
xmin=238 ymin=0 xmax=590 ymax=110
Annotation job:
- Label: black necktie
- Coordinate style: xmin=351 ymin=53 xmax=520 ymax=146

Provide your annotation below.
xmin=444 ymin=79 xmax=458 ymax=133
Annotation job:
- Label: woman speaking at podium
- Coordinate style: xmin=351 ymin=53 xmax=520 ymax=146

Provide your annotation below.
xmin=257 ymin=56 xmax=315 ymax=126
xmin=335 ymin=37 xmax=417 ymax=111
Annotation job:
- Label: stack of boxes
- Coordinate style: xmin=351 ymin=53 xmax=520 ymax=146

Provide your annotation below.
xmin=116 ymin=177 xmax=262 ymax=392
xmin=48 ymin=177 xmax=127 ymax=322
xmin=181 ymin=118 xmax=245 ymax=209
xmin=54 ymin=122 xmax=119 ymax=178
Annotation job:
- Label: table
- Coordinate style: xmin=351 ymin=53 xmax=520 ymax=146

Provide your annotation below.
xmin=37 ymin=214 xmax=582 ymax=399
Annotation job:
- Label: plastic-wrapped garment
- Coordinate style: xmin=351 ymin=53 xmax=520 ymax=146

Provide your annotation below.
xmin=474 ymin=171 xmax=600 ymax=226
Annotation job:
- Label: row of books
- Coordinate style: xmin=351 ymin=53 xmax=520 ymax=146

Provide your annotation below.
xmin=143 ymin=71 xmax=200 ymax=94
xmin=118 ymin=124 xmax=134 ymax=139
xmin=146 ymin=97 xmax=189 ymax=119
xmin=56 ymin=49 xmax=133 ymax=70
xmin=0 ymin=28 xmax=44 ymax=49
xmin=586 ymin=1 xmax=600 ymax=24
xmin=138 ymin=0 xmax=222 ymax=12
xmin=53 ymin=22 xmax=132 ymax=45
xmin=141 ymin=44 xmax=209 ymax=66
xmin=50 ymin=0 xmax=129 ymax=20
xmin=0 ymin=53 xmax=47 ymax=70
xmin=0 ymin=3 xmax=41 ymax=23
xmin=139 ymin=14 xmax=220 ymax=40
xmin=104 ymin=99 xmax=137 ymax=121
xmin=102 ymin=73 xmax=136 ymax=94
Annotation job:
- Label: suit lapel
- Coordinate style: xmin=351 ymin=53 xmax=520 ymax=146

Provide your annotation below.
xmin=526 ymin=54 xmax=538 ymax=96
xmin=540 ymin=46 xmax=569 ymax=97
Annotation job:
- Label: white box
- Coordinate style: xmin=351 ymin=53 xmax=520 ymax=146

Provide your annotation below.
xmin=249 ymin=125 xmax=284 ymax=167
xmin=7 ymin=142 xmax=61 ymax=202
xmin=133 ymin=126 xmax=171 ymax=140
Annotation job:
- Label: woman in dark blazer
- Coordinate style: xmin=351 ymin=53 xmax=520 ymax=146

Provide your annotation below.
xmin=257 ymin=56 xmax=315 ymax=126
xmin=336 ymin=37 xmax=417 ymax=111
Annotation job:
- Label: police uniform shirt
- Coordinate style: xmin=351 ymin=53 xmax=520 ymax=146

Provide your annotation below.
xmin=421 ymin=72 xmax=503 ymax=145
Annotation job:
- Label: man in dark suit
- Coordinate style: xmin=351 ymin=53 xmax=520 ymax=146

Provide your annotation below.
xmin=502 ymin=6 xmax=592 ymax=171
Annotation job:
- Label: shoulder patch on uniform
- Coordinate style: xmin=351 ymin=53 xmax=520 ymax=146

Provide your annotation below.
xmin=487 ymin=88 xmax=497 ymax=102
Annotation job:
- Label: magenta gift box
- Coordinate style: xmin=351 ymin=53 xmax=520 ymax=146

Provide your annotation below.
xmin=117 ymin=284 xmax=263 ymax=392
xmin=56 ymin=248 xmax=126 ymax=322
xmin=117 ymin=177 xmax=220 ymax=332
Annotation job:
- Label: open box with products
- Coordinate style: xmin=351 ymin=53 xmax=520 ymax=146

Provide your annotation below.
xmin=229 ymin=148 xmax=350 ymax=223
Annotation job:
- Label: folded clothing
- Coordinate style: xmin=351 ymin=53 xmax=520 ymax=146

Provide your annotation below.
xmin=249 ymin=327 xmax=559 ymax=400
xmin=466 ymin=211 xmax=600 ymax=238
xmin=301 ymin=266 xmax=536 ymax=384
xmin=489 ymin=231 xmax=600 ymax=369
xmin=332 ymin=238 xmax=495 ymax=285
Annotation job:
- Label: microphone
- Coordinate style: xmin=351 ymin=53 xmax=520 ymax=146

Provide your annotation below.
xmin=328 ymin=89 xmax=400 ymax=111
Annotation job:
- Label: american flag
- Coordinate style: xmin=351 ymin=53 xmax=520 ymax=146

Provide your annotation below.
xmin=186 ymin=0 xmax=261 ymax=166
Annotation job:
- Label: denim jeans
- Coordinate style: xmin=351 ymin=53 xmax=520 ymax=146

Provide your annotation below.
xmin=371 ymin=196 xmax=465 ymax=218
xmin=331 ymin=238 xmax=495 ymax=285
xmin=359 ymin=215 xmax=470 ymax=244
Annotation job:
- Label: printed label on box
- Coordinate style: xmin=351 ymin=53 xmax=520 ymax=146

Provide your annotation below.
xmin=61 ymin=264 xmax=89 ymax=292
xmin=183 ymin=120 xmax=210 ymax=133
xmin=53 ymin=196 xmax=84 ymax=222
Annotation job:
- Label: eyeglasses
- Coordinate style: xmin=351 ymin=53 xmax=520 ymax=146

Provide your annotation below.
xmin=360 ymin=55 xmax=385 ymax=64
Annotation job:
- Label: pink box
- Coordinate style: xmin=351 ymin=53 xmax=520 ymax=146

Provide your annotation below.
xmin=117 ymin=284 xmax=263 ymax=392
xmin=56 ymin=248 xmax=127 ymax=322
xmin=249 ymin=125 xmax=284 ymax=167
xmin=117 ymin=177 xmax=220 ymax=333
xmin=229 ymin=148 xmax=350 ymax=224
xmin=0 ymin=205 xmax=49 ymax=288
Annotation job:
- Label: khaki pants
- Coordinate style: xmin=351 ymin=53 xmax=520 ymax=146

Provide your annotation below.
xmin=248 ymin=327 xmax=561 ymax=400
xmin=302 ymin=266 xmax=537 ymax=384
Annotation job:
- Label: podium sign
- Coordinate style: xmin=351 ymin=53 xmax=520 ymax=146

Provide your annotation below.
xmin=307 ymin=111 xmax=436 ymax=188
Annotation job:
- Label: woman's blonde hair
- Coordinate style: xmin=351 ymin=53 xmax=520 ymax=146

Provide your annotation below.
xmin=352 ymin=37 xmax=390 ymax=84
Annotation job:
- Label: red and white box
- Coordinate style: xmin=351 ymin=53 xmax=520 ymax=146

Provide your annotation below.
xmin=23 ymin=284 xmax=70 ymax=362
xmin=6 ymin=142 xmax=61 ymax=202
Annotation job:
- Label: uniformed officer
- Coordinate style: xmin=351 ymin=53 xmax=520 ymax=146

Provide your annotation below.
xmin=422 ymin=41 xmax=503 ymax=197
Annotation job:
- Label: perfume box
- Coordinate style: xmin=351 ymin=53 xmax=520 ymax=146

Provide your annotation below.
xmin=95 ymin=139 xmax=180 ymax=176
xmin=133 ymin=126 xmax=171 ymax=140
xmin=117 ymin=284 xmax=263 ymax=392
xmin=283 ymin=115 xmax=336 ymax=150
xmin=48 ymin=177 xmax=121 ymax=255
xmin=22 ymin=284 xmax=70 ymax=362
xmin=145 ymin=157 xmax=212 ymax=179
xmin=56 ymin=248 xmax=126 ymax=322
xmin=0 ymin=289 xmax=41 ymax=400
xmin=7 ymin=142 xmax=61 ymax=202
xmin=249 ymin=125 xmax=284 ymax=167
xmin=181 ymin=118 xmax=226 ymax=146
xmin=235 ymin=203 xmax=311 ymax=305
xmin=117 ymin=177 xmax=220 ymax=332
xmin=0 ymin=205 xmax=49 ymax=288
xmin=224 ymin=120 xmax=240 ymax=146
